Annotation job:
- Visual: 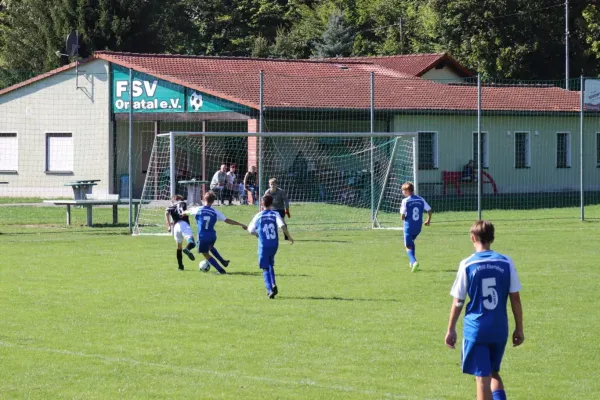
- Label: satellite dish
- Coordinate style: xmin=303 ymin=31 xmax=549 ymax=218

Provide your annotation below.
xmin=65 ymin=30 xmax=80 ymax=57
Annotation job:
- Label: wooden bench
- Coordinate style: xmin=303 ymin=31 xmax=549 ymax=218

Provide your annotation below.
xmin=442 ymin=170 xmax=498 ymax=196
xmin=43 ymin=196 xmax=144 ymax=227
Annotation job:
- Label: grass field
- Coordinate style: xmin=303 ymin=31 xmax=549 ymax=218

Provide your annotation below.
xmin=1 ymin=204 xmax=599 ymax=399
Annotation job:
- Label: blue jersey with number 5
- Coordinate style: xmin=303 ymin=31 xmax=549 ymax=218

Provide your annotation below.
xmin=400 ymin=195 xmax=431 ymax=235
xmin=248 ymin=210 xmax=285 ymax=250
xmin=450 ymin=251 xmax=522 ymax=343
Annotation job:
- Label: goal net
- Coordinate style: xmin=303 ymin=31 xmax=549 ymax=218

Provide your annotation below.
xmin=134 ymin=132 xmax=416 ymax=235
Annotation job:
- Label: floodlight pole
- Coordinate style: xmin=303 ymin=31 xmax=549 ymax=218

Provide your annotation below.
xmin=580 ymin=75 xmax=584 ymax=221
xmin=258 ymin=70 xmax=264 ymax=209
xmin=477 ymin=74 xmax=483 ymax=220
xmin=128 ymin=68 xmax=134 ymax=233
xmin=565 ymin=0 xmax=569 ymax=90
xmin=370 ymin=72 xmax=375 ymax=227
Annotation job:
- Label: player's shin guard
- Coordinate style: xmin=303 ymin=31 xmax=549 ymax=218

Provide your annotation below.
xmin=210 ymin=247 xmax=226 ymax=264
xmin=262 ymin=269 xmax=273 ymax=292
xmin=492 ymin=390 xmax=507 ymax=400
xmin=407 ymin=248 xmax=416 ymax=264
xmin=208 ymin=257 xmax=226 ymax=274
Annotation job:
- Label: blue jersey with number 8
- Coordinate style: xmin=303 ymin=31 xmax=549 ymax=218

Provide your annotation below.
xmin=400 ymin=195 xmax=431 ymax=235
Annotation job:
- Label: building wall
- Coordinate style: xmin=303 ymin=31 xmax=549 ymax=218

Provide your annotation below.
xmin=421 ymin=66 xmax=463 ymax=82
xmin=393 ymin=114 xmax=600 ymax=195
xmin=0 ymin=59 xmax=111 ymax=197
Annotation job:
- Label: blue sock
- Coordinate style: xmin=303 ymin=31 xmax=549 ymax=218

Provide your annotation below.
xmin=262 ymin=269 xmax=272 ymax=292
xmin=492 ymin=390 xmax=507 ymax=400
xmin=269 ymin=266 xmax=277 ymax=287
xmin=210 ymin=247 xmax=226 ymax=264
xmin=407 ymin=249 xmax=416 ymax=264
xmin=208 ymin=257 xmax=226 ymax=274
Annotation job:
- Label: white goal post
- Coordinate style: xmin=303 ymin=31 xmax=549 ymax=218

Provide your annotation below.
xmin=134 ymin=131 xmax=417 ymax=235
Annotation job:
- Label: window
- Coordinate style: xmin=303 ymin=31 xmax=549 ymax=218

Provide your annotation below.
xmin=46 ymin=133 xmax=73 ymax=173
xmin=514 ymin=132 xmax=530 ymax=168
xmin=418 ymin=132 xmax=438 ymax=169
xmin=597 ymin=133 xmax=600 ymax=167
xmin=0 ymin=133 xmax=18 ymax=172
xmin=472 ymin=131 xmax=489 ymax=168
xmin=556 ymin=132 xmax=571 ymax=168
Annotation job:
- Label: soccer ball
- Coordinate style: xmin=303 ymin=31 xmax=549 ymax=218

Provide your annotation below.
xmin=199 ymin=260 xmax=211 ymax=272
xmin=189 ymin=92 xmax=203 ymax=111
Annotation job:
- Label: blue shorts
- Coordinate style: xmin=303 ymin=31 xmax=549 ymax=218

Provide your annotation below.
xmin=461 ymin=339 xmax=506 ymax=377
xmin=258 ymin=247 xmax=277 ymax=270
xmin=198 ymin=238 xmax=216 ymax=253
xmin=404 ymin=232 xmax=419 ymax=248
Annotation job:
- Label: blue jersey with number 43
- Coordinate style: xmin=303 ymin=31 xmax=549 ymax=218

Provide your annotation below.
xmin=400 ymin=195 xmax=431 ymax=235
xmin=248 ymin=210 xmax=285 ymax=250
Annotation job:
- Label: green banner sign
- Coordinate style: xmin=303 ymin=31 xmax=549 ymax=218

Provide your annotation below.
xmin=112 ymin=65 xmax=184 ymax=113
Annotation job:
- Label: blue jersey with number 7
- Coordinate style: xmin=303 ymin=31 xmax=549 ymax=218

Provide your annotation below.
xmin=248 ymin=210 xmax=286 ymax=250
xmin=400 ymin=195 xmax=431 ymax=235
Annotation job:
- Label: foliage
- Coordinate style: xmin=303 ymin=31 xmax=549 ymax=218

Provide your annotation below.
xmin=313 ymin=8 xmax=354 ymax=57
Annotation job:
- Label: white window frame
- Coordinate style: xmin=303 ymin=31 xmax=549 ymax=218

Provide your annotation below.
xmin=45 ymin=132 xmax=74 ymax=174
xmin=514 ymin=131 xmax=531 ymax=169
xmin=555 ymin=132 xmax=571 ymax=168
xmin=0 ymin=132 xmax=18 ymax=172
xmin=417 ymin=131 xmax=438 ymax=170
xmin=472 ymin=131 xmax=489 ymax=168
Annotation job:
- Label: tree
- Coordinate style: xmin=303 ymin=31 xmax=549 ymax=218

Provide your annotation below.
xmin=251 ymin=35 xmax=270 ymax=58
xmin=313 ymin=9 xmax=354 ymax=57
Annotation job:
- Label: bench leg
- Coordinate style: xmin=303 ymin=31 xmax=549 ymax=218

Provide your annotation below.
xmin=86 ymin=205 xmax=93 ymax=227
xmin=113 ymin=205 xmax=118 ymax=224
xmin=66 ymin=205 xmax=71 ymax=225
xmin=134 ymin=204 xmax=139 ymax=222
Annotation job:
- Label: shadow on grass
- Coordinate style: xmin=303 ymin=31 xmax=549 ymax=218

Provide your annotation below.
xmin=285 ymin=295 xmax=401 ymax=302
xmin=226 ymin=271 xmax=311 ymax=277
xmin=293 ymin=239 xmax=351 ymax=243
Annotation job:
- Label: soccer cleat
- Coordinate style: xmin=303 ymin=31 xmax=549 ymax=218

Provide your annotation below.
xmin=182 ymin=248 xmax=195 ymax=261
xmin=272 ymin=286 xmax=278 ymax=296
xmin=267 ymin=291 xmax=275 ymax=299
xmin=411 ymin=261 xmax=420 ymax=273
xmin=178 ymin=265 xmax=184 ymax=271
xmin=216 ymin=270 xmax=227 ymax=275
xmin=222 ymin=260 xmax=230 ymax=268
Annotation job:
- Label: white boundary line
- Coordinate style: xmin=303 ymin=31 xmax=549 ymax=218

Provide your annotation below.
xmin=0 ymin=340 xmax=444 ymax=400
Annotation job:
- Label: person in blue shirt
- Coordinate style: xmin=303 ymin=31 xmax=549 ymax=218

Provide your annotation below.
xmin=185 ymin=191 xmax=246 ymax=274
xmin=399 ymin=182 xmax=432 ymax=272
xmin=247 ymin=194 xmax=294 ymax=299
xmin=445 ymin=220 xmax=525 ymax=400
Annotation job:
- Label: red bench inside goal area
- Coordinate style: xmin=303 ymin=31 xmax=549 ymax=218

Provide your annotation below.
xmin=442 ymin=170 xmax=498 ymax=196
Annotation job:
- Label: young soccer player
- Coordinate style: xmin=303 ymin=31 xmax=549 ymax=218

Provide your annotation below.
xmin=400 ymin=181 xmax=432 ymax=272
xmin=247 ymin=194 xmax=294 ymax=298
xmin=184 ymin=191 xmax=246 ymax=274
xmin=165 ymin=194 xmax=196 ymax=271
xmin=445 ymin=220 xmax=525 ymax=400
xmin=263 ymin=178 xmax=291 ymax=240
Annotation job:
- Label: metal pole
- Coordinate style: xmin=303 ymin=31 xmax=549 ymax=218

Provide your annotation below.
xmin=258 ymin=70 xmax=264 ymax=209
xmin=128 ymin=68 xmax=134 ymax=233
xmin=169 ymin=131 xmax=176 ymax=197
xmin=370 ymin=72 xmax=375 ymax=227
xmin=412 ymin=135 xmax=418 ymax=194
xmin=477 ymin=74 xmax=483 ymax=220
xmin=565 ymin=0 xmax=569 ymax=90
xmin=580 ymin=76 xmax=585 ymax=220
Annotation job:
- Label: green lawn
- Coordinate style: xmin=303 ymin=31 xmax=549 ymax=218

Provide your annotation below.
xmin=0 ymin=205 xmax=599 ymax=399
